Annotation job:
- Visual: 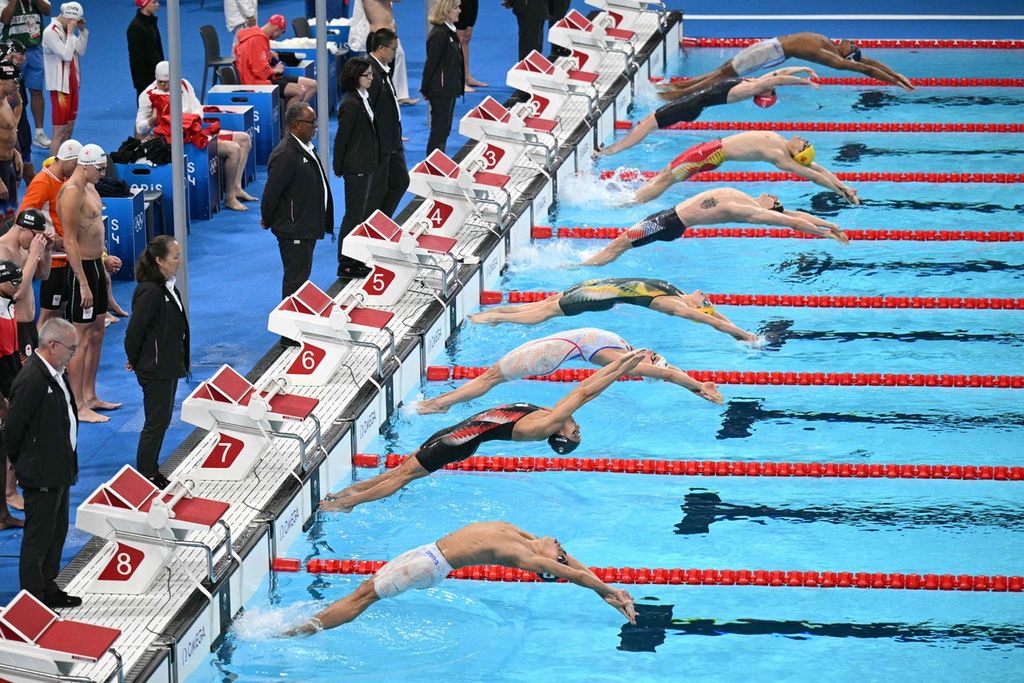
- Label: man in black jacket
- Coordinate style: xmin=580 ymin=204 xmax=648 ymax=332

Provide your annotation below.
xmin=261 ymin=103 xmax=334 ymax=317
xmin=365 ymin=28 xmax=409 ymax=219
xmin=5 ymin=317 xmax=81 ymax=608
xmin=126 ymin=0 xmax=164 ymax=98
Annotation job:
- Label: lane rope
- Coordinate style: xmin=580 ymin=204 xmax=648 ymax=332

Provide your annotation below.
xmin=274 ymin=558 xmax=1024 ymax=593
xmin=426 ymin=365 xmax=1024 ymax=389
xmin=350 ymin=453 xmax=1024 ymax=482
xmin=634 ymin=121 xmax=1024 ymax=133
xmin=531 ymin=225 xmax=1024 ymax=242
xmin=481 ymin=290 xmax=1024 ymax=310
xmin=655 ymin=75 xmax=1024 ymax=88
xmin=679 ymin=37 xmax=1024 ymax=49
xmin=598 ymin=170 xmax=1024 ymax=183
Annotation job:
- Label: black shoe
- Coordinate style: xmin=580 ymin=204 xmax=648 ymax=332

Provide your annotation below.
xmin=147 ymin=473 xmax=171 ymax=490
xmin=42 ymin=591 xmax=82 ymax=609
xmin=337 ymin=262 xmax=371 ymax=279
xmin=279 ymin=337 xmax=300 ymax=348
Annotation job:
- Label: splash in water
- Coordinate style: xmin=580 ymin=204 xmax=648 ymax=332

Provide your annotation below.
xmin=505 ymin=239 xmax=600 ymax=273
xmin=559 ymin=169 xmax=639 ymax=207
xmin=231 ymin=602 xmax=322 ymax=640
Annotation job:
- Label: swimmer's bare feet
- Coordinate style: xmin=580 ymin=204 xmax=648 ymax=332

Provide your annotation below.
xmin=319 ymin=497 xmax=355 ymax=513
xmin=398 ymin=98 xmax=420 ymax=106
xmin=226 ymin=198 xmax=248 ymax=211
xmin=467 ymin=312 xmax=496 ymax=325
xmin=466 ymin=78 xmax=488 ymax=87
xmin=90 ymin=399 xmax=122 ymax=411
xmin=6 ymin=492 xmax=24 ymax=511
xmin=0 ymin=512 xmax=23 ymax=530
xmin=592 ymin=146 xmax=605 ymax=159
xmin=464 ymin=85 xmax=476 ymax=93
xmin=78 ymin=407 xmax=109 ymax=423
xmin=416 ymin=399 xmax=449 ymax=415
xmin=237 ymin=190 xmax=259 ymax=202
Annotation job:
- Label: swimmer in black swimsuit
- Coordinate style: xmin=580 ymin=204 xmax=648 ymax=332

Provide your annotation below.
xmin=584 ymin=187 xmax=848 ymax=266
xmin=469 ymin=277 xmax=759 ymax=343
xmin=594 ymin=67 xmax=819 ymax=159
xmin=320 ymin=350 xmax=647 ymax=512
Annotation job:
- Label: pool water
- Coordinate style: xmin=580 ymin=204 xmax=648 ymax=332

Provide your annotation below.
xmin=195 ymin=45 xmax=1023 ymax=683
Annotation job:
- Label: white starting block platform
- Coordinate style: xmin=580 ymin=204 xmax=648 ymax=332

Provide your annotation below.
xmin=408 ymin=150 xmax=513 ymax=225
xmin=585 ymin=0 xmax=668 ymax=33
xmin=268 ymin=281 xmax=396 ymax=384
xmin=0 ymin=591 xmax=123 ymax=682
xmin=458 ymin=96 xmax=559 ymax=174
xmin=75 ymin=465 xmax=232 ymax=595
xmin=549 ymin=8 xmax=639 ymax=74
xmin=507 ymin=51 xmax=601 ymax=121
xmin=182 ymin=365 xmax=322 ymax=481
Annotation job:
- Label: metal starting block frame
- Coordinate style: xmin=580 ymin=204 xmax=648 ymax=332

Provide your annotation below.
xmin=0 ymin=591 xmax=124 ymax=683
xmin=584 ymin=0 xmax=668 ymax=33
xmin=506 ymin=51 xmax=601 ymax=122
xmin=181 ymin=365 xmax=323 ymax=481
xmin=343 ymin=210 xmax=460 ymax=306
xmin=408 ymin=150 xmax=513 ymax=228
xmin=268 ymin=281 xmax=397 ymax=382
xmin=548 ymin=9 xmax=639 ymax=75
xmin=74 ymin=466 xmax=233 ymax=595
xmin=458 ymin=96 xmax=560 ymax=174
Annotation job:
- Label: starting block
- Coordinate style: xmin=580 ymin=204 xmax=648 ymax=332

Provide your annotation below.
xmin=0 ymin=591 xmax=123 ymax=681
xmin=458 ymin=96 xmax=559 ymax=173
xmin=584 ymin=0 xmax=668 ymax=33
xmin=548 ymin=9 xmax=639 ymax=74
xmin=408 ymin=150 xmax=513 ymax=226
xmin=506 ymin=51 xmax=601 ymax=121
xmin=181 ymin=365 xmax=323 ymax=481
xmin=268 ymin=281 xmax=396 ymax=382
xmin=74 ymin=465 xmax=232 ymax=595
xmin=343 ymin=210 xmax=458 ymax=306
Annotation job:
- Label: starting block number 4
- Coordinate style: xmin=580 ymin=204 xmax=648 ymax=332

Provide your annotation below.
xmin=201 ymin=432 xmax=245 ymax=470
xmin=427 ymin=200 xmax=454 ymax=229
xmin=98 ymin=542 xmax=144 ymax=582
xmin=287 ymin=344 xmax=326 ymax=376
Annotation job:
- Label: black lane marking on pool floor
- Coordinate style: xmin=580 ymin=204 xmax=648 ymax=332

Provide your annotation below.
xmin=834 ymin=143 xmax=1024 ymax=164
xmin=755 ymin=319 xmax=1024 ymax=351
xmin=807 ymin=193 xmax=1023 ymax=216
xmin=853 ymin=92 xmax=1024 ymax=111
xmin=773 ymin=254 xmax=1024 ymax=282
xmin=618 ymin=604 xmax=1024 ymax=652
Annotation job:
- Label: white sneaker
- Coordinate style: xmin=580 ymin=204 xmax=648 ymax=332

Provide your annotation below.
xmin=33 ymin=130 xmax=51 ymax=148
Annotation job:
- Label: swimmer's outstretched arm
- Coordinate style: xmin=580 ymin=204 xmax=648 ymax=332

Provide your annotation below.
xmin=727 ymin=74 xmax=819 ymax=103
xmin=775 ymin=157 xmax=860 ymax=205
xmin=857 ymin=56 xmax=915 ymax=91
xmin=810 ymin=49 xmax=915 ymax=91
xmin=634 ymin=363 xmax=724 ymax=404
xmin=513 ymin=549 xmax=637 ymax=624
xmin=745 ymin=207 xmax=849 ymax=244
xmin=653 ymin=298 xmax=758 ymax=343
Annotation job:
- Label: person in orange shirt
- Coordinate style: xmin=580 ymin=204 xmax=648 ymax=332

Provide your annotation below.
xmin=17 ymin=138 xmax=79 ymax=328
xmin=233 ymin=14 xmax=315 ymax=110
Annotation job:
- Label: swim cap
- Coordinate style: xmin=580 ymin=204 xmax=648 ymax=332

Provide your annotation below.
xmin=0 ymin=62 xmax=19 ymax=80
xmin=268 ymin=14 xmax=287 ymax=31
xmin=57 ymin=139 xmax=82 ymax=160
xmin=547 ymin=434 xmax=580 ymax=455
xmin=792 ymin=143 xmax=816 ymax=167
xmin=15 ymin=208 xmax=47 ymax=232
xmin=753 ymin=89 xmax=777 ymax=108
xmin=845 ymin=42 xmax=863 ymax=63
xmin=135 ymin=0 xmax=157 ymax=8
xmin=154 ymin=60 xmax=169 ymax=81
xmin=0 ymin=39 xmax=25 ymax=58
xmin=78 ymin=143 xmax=107 ymax=167
xmin=61 ymin=1 xmax=83 ymax=20
xmin=0 ymin=260 xmax=23 ymax=284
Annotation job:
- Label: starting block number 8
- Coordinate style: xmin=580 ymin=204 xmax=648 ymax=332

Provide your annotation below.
xmin=98 ymin=543 xmax=144 ymax=581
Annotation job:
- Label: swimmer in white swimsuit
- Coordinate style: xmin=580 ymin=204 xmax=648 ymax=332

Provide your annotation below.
xmin=284 ymin=521 xmax=637 ymax=634
xmin=417 ymin=327 xmax=722 ymax=414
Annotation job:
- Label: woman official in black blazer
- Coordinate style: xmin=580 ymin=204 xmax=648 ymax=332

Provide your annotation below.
xmin=123 ymin=236 xmax=190 ymax=489
xmin=333 ymin=57 xmax=380 ymax=278
xmin=421 ymin=0 xmax=465 ymax=156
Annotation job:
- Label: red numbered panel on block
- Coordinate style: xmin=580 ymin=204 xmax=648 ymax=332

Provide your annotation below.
xmin=425 ymin=200 xmax=455 ymax=230
xmin=362 ymin=265 xmax=397 ymax=297
xmin=97 ymin=543 xmax=146 ymax=582
xmin=200 ymin=432 xmax=246 ymax=470
xmin=287 ymin=342 xmax=327 ymax=376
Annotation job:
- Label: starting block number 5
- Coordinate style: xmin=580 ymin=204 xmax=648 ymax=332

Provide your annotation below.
xmin=98 ymin=542 xmax=144 ymax=581
xmin=201 ymin=433 xmax=245 ymax=469
xmin=362 ymin=266 xmax=396 ymax=296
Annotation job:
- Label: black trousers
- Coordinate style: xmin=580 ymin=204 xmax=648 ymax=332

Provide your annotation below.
xmin=515 ymin=13 xmax=545 ymax=61
xmin=339 ymin=172 xmax=375 ymax=264
xmin=277 ymin=237 xmax=317 ymax=300
xmin=426 ymin=97 xmax=457 ymax=157
xmin=135 ymin=376 xmax=179 ymax=478
xmin=367 ymin=148 xmax=410 ymax=218
xmin=20 ymin=486 xmax=70 ymax=600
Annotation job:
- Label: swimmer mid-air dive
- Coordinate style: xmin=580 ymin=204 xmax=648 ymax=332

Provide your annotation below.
xmin=595 ymin=67 xmax=820 ymax=159
xmin=630 ymin=131 xmax=860 ymax=205
xmin=320 ymin=350 xmax=646 ymax=512
xmin=284 ymin=522 xmax=637 ymax=634
xmin=584 ymin=187 xmax=848 ymax=266
xmin=416 ymin=327 xmax=722 ymax=414
xmin=469 ymin=278 xmax=759 ymax=344
xmin=660 ymin=33 xmax=915 ymax=101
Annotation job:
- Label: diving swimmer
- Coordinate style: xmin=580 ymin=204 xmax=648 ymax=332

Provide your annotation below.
xmin=416 ymin=327 xmax=722 ymax=414
xmin=661 ymin=33 xmax=914 ymax=101
xmin=468 ymin=278 xmax=758 ymax=344
xmin=584 ymin=187 xmax=848 ymax=266
xmin=284 ymin=521 xmax=637 ymax=634
xmin=595 ymin=67 xmax=819 ymax=159
xmin=630 ymin=131 xmax=860 ymax=205
xmin=320 ymin=350 xmax=646 ymax=512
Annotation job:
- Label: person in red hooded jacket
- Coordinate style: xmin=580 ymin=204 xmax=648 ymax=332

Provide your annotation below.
xmin=234 ymin=14 xmax=315 ymax=110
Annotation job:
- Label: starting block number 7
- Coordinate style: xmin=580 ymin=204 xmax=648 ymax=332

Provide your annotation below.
xmin=201 ymin=433 xmax=245 ymax=469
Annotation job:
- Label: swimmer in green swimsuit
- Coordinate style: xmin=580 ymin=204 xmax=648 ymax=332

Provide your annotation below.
xmin=468 ymin=277 xmax=759 ymax=344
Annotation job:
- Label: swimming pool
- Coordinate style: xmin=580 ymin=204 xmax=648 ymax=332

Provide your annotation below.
xmin=193 ymin=43 xmax=1022 ymax=683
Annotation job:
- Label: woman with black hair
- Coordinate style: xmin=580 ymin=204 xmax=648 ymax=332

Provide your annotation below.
xmin=421 ymin=0 xmax=464 ymax=156
xmin=123 ymin=236 xmax=189 ymax=490
xmin=333 ymin=56 xmax=379 ymax=279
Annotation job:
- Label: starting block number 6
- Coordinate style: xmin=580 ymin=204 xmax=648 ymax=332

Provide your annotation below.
xmin=286 ymin=343 xmax=326 ymax=376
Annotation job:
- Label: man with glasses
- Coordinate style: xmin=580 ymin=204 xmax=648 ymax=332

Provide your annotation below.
xmin=56 ymin=142 xmax=119 ymax=423
xmin=261 ymin=102 xmax=334 ymax=342
xmin=365 ymin=28 xmax=409 ymax=219
xmin=5 ymin=317 xmax=81 ymax=608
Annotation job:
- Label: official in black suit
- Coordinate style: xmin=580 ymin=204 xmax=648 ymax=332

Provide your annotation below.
xmin=5 ymin=318 xmax=81 ymax=608
xmin=421 ymin=0 xmax=465 ymax=156
xmin=365 ymin=29 xmax=410 ymax=219
xmin=124 ymin=236 xmax=190 ymax=490
xmin=504 ymin=0 xmax=571 ymax=61
xmin=333 ymin=57 xmax=379 ymax=279
xmin=261 ymin=103 xmax=335 ymax=304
